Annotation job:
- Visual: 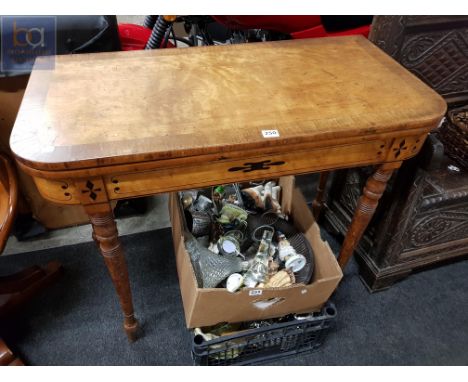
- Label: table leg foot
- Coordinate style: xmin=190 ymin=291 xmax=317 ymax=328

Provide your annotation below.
xmin=86 ymin=203 xmax=140 ymax=342
xmin=337 ymin=163 xmax=400 ymax=270
xmin=124 ymin=316 xmax=140 ymax=342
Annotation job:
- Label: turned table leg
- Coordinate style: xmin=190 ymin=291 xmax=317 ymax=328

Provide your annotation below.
xmin=337 ymin=163 xmax=401 ymax=269
xmin=85 ymin=203 xmax=140 ymax=342
xmin=312 ymin=171 xmax=330 ymax=220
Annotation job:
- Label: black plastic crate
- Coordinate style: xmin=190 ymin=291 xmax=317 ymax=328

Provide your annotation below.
xmin=192 ymin=302 xmax=337 ymax=365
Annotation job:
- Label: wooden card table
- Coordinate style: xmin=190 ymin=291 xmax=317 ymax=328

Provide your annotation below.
xmin=9 ymin=36 xmax=446 ymax=340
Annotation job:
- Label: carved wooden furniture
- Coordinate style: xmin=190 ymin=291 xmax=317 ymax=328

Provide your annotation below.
xmin=0 ymin=155 xmax=18 ymax=252
xmin=0 ymin=339 xmax=23 ymax=366
xmin=439 ymin=105 xmax=468 ymax=170
xmin=321 ymin=16 xmax=468 ymax=291
xmin=369 ymin=16 xmax=468 ymax=105
xmin=9 ymin=36 xmax=446 ymax=339
xmin=0 ymin=154 xmax=63 ymax=365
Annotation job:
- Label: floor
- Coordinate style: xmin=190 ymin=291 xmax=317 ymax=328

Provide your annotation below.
xmin=2 ymin=195 xmax=170 ymax=256
xmin=0 ymin=177 xmax=467 ymax=365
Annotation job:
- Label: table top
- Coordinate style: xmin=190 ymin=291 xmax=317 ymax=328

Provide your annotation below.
xmin=10 ymin=35 xmax=446 ymax=172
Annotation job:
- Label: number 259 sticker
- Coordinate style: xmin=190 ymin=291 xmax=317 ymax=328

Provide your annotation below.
xmin=249 ymin=289 xmax=263 ymax=296
xmin=262 ymin=129 xmax=280 ymax=138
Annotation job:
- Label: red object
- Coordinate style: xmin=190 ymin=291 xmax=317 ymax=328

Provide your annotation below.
xmin=117 ymin=16 xmax=370 ymax=51
xmin=118 ymin=23 xmax=175 ymax=51
xmin=118 ymin=23 xmax=151 ymax=51
xmin=213 ymin=15 xmax=369 ymax=39
xmin=212 ymin=15 xmax=322 ymax=34
xmin=291 ymin=24 xmax=370 ymax=39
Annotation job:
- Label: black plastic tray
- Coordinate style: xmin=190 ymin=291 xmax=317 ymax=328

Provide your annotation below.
xmin=192 ymin=301 xmax=337 ymax=365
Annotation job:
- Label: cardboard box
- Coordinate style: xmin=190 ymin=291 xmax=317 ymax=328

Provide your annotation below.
xmin=169 ymin=177 xmax=343 ymax=328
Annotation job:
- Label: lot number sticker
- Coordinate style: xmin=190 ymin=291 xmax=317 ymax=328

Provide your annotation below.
xmin=262 ymin=129 xmax=280 ymax=138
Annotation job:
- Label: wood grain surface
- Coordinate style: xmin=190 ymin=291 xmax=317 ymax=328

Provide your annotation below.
xmin=10 ymin=36 xmax=446 ymax=172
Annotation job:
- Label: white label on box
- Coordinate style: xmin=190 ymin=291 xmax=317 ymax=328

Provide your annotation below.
xmin=261 ymin=129 xmax=280 ymax=138
xmin=249 ymin=289 xmax=263 ymax=296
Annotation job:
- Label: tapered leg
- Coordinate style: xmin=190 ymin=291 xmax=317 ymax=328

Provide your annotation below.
xmin=337 ymin=163 xmax=401 ymax=269
xmin=85 ymin=203 xmax=139 ymax=342
xmin=312 ymin=171 xmax=330 ymax=220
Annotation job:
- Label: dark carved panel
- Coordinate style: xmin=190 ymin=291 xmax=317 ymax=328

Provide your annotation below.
xmin=369 ymin=16 xmax=406 ymax=57
xmin=323 ymin=16 xmax=468 ymax=290
xmin=438 ymin=105 xmax=468 ymax=170
xmin=410 ymin=210 xmax=468 ymax=248
xmin=338 ymin=170 xmax=363 ymax=216
xmin=323 ymin=151 xmax=468 ymax=290
xmin=370 ymin=16 xmax=468 ymax=105
xmin=392 ymin=167 xmax=468 ymax=262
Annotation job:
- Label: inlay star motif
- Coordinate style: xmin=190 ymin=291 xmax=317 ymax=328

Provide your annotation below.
xmin=81 ymin=180 xmax=102 ymax=200
xmin=393 ymin=139 xmax=408 ymax=159
xmin=228 ymin=160 xmax=286 ymax=173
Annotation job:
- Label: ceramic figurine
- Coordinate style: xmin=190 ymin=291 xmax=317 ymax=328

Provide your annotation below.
xmin=226 ymin=194 xmax=237 ymax=204
xmin=221 ymin=183 xmax=244 ymax=207
xmin=277 ymin=232 xmax=307 ymax=272
xmin=212 ymin=185 xmax=225 ymax=212
xmin=264 ymin=195 xmax=282 ymax=216
xmin=260 ymin=269 xmax=295 ymax=288
xmin=242 ymin=182 xmax=282 ymax=214
xmin=193 ymin=327 xmax=219 ymax=342
xmin=226 ymin=273 xmax=244 ymax=293
xmin=268 ymin=256 xmax=280 ymax=276
xmin=242 ymin=185 xmax=265 ymax=209
xmin=217 ymin=204 xmax=248 ymax=224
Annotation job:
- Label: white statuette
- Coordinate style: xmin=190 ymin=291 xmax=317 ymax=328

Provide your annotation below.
xmin=285 ymin=254 xmax=307 ymax=273
xmin=226 ymin=273 xmax=244 ymax=293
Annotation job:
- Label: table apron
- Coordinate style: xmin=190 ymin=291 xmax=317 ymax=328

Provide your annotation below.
xmin=31 ymin=134 xmax=426 ymax=206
